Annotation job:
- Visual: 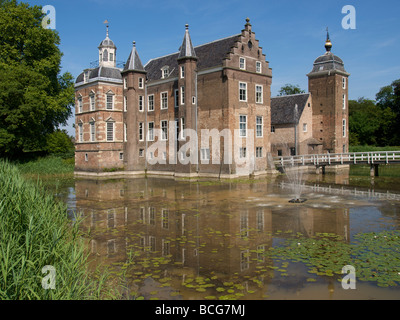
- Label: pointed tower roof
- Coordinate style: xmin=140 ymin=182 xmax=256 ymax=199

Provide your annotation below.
xmin=123 ymin=41 xmax=145 ymax=73
xmin=177 ymin=24 xmax=197 ymax=60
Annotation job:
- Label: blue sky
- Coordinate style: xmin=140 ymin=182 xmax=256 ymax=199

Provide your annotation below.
xmin=28 ymin=0 xmax=400 ymax=135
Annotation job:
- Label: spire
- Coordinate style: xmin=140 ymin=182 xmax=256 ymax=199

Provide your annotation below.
xmin=325 ymin=27 xmax=332 ymax=52
xmin=178 ymin=24 xmax=197 ymax=60
xmin=123 ymin=41 xmax=145 ymax=72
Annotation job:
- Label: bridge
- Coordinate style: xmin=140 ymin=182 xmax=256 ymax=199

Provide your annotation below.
xmin=273 ymin=151 xmax=400 ymax=176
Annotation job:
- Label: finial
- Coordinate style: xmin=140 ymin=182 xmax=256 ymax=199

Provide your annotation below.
xmin=133 ymin=41 xmax=136 ymax=47
xmin=325 ymin=27 xmax=332 ymax=52
xmin=185 ymin=24 xmax=189 ymax=30
xmin=104 ymin=19 xmax=109 ymax=37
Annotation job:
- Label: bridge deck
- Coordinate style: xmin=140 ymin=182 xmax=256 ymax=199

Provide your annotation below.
xmin=274 ymin=151 xmax=400 ymax=168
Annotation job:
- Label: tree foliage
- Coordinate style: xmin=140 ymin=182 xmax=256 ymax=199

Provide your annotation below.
xmin=0 ymin=0 xmax=74 ymax=158
xmin=278 ymin=84 xmax=305 ymax=96
xmin=349 ymin=83 xmax=399 ymax=146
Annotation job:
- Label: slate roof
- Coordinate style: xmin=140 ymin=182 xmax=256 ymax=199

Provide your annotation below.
xmin=308 ymin=51 xmax=347 ymax=75
xmin=75 ymin=66 xmax=122 ymax=84
xmin=178 ymin=25 xmax=197 ymax=60
xmin=271 ymin=93 xmax=310 ymax=125
xmin=144 ymin=34 xmax=241 ymax=81
xmin=122 ymin=42 xmax=145 ymax=73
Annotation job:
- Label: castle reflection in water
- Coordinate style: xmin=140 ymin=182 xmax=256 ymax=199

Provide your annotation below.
xmin=74 ymin=176 xmax=350 ymax=299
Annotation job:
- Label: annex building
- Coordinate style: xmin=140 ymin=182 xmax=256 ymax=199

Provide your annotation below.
xmin=74 ymin=19 xmax=349 ymax=177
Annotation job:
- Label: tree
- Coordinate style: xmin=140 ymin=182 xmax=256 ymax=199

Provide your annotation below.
xmin=278 ymin=84 xmax=305 ymax=96
xmin=348 ymin=97 xmax=396 ymax=146
xmin=0 ymin=0 xmax=74 ymax=158
xmin=45 ymin=129 xmax=74 ymax=156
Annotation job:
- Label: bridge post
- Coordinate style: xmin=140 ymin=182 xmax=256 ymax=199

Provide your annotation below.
xmin=370 ymin=164 xmax=379 ymax=177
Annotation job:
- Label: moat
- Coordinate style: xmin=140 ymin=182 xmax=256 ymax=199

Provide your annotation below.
xmin=55 ymin=167 xmax=400 ymax=300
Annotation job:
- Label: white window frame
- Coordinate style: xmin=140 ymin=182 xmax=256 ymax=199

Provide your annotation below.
xmin=148 ymin=121 xmax=154 ymax=141
xmin=124 ymin=78 xmax=127 ymax=89
xmin=139 ymin=77 xmax=144 ymax=89
xmin=89 ymin=93 xmax=95 ymax=111
xmin=161 ymin=92 xmax=168 ymax=110
xmin=148 ymin=94 xmax=154 ymax=111
xmin=78 ymin=122 xmax=83 ymax=142
xmin=106 ymin=93 xmax=114 ymax=110
xmin=255 ymin=85 xmax=263 ymax=104
xmin=342 ymin=94 xmax=346 ymax=110
xmin=342 ymin=77 xmax=346 ymax=89
xmin=342 ymin=119 xmax=346 ymax=137
xmin=256 ymin=61 xmax=262 ymax=73
xmin=180 ymin=65 xmax=185 ymax=79
xmin=161 ymin=66 xmax=169 ymax=79
xmin=256 ymin=116 xmax=263 ymax=137
xmin=174 ymin=89 xmax=179 ymax=108
xmin=239 ymin=147 xmax=247 ymax=159
xmin=124 ymin=123 xmax=127 ymax=142
xmin=106 ymin=121 xmax=114 ymax=142
xmin=180 ymin=117 xmax=185 ymax=140
xmin=200 ymin=148 xmax=210 ymax=161
xmin=78 ymin=96 xmax=83 ymax=113
xmin=303 ymin=123 xmax=307 ymax=133
xmin=180 ymin=86 xmax=185 ymax=105
xmin=239 ymin=57 xmax=246 ymax=70
xmin=90 ymin=121 xmax=96 ymax=142
xmin=161 ymin=120 xmax=168 ymax=140
xmin=139 ymin=95 xmax=143 ymax=112
xmin=239 ymin=115 xmax=247 ymax=137
xmin=139 ymin=122 xmax=144 ymax=141
xmin=239 ymin=82 xmax=247 ymax=102
xmin=85 ymin=153 xmax=88 ymax=162
xmin=124 ymin=96 xmax=127 ymax=112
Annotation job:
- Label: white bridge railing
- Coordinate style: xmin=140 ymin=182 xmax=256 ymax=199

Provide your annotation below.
xmin=274 ymin=151 xmax=400 ymax=167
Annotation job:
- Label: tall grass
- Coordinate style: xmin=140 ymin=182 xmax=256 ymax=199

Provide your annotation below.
xmin=0 ymin=160 xmax=120 ymax=300
xmin=16 ymin=156 xmax=74 ymax=176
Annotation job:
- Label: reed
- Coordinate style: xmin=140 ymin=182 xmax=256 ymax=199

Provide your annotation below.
xmin=0 ymin=160 xmax=121 ymax=300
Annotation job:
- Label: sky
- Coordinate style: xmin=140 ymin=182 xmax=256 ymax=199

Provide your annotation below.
xmin=28 ymin=0 xmax=400 ymax=136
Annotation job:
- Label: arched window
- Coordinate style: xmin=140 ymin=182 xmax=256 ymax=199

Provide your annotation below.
xmin=103 ymin=49 xmax=108 ymax=62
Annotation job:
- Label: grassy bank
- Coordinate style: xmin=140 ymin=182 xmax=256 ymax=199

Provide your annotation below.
xmin=0 ymin=160 xmax=119 ymax=299
xmin=349 ymin=145 xmax=400 ymax=152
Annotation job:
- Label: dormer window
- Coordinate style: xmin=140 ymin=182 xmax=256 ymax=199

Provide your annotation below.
xmin=161 ymin=66 xmax=170 ymax=79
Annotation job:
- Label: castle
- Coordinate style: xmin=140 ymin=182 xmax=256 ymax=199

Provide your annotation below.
xmin=74 ymin=19 xmax=349 ymax=177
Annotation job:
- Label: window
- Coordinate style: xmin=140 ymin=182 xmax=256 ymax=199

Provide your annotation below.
xmin=110 ymin=52 xmax=114 ymax=61
xmin=161 ymin=66 xmax=169 ymax=79
xmin=255 ymin=85 xmax=263 ymax=104
xmin=200 ymin=148 xmax=210 ymax=161
xmin=148 ymin=122 xmax=154 ymax=141
xmin=174 ymin=89 xmax=179 ymax=108
xmin=148 ymin=94 xmax=154 ymax=111
xmin=180 ymin=66 xmax=185 ymax=78
xmin=342 ymin=94 xmax=346 ymax=109
xmin=180 ymin=86 xmax=185 ymax=105
xmin=277 ymin=149 xmax=282 ymax=156
xmin=106 ymin=94 xmax=113 ymax=110
xmin=180 ymin=117 xmax=185 ymax=140
xmin=239 ymin=82 xmax=247 ymax=101
xmin=124 ymin=78 xmax=127 ymax=89
xmin=106 ymin=122 xmax=114 ymax=141
xmin=124 ymin=123 xmax=127 ymax=142
xmin=342 ymin=77 xmax=346 ymax=89
xmin=271 ymin=125 xmax=275 ymax=133
xmin=90 ymin=94 xmax=95 ymax=111
xmin=239 ymin=147 xmax=247 ymax=158
xmin=239 ymin=57 xmax=246 ymax=70
xmin=256 ymin=61 xmax=262 ymax=73
xmin=256 ymin=116 xmax=263 ymax=137
xmin=161 ymin=92 xmax=168 ymax=110
xmin=103 ymin=49 xmax=108 ymax=62
xmin=124 ymin=96 xmax=127 ymax=112
xmin=162 ymin=209 xmax=169 ymax=229
xmin=342 ymin=119 xmax=346 ymax=137
xmin=78 ymin=123 xmax=83 ymax=142
xmin=161 ymin=120 xmax=168 ymax=140
xmin=139 ymin=77 xmax=144 ymax=89
xmin=119 ymin=152 xmax=124 ymax=160
xmin=290 ymin=147 xmax=296 ymax=156
xmin=78 ymin=96 xmax=82 ymax=113
xmin=303 ymin=123 xmax=307 ymax=132
xmin=139 ymin=149 xmax=144 ymax=157
xmin=90 ymin=121 xmax=95 ymax=142
xmin=239 ymin=115 xmax=247 ymax=137
xmin=256 ymin=147 xmax=263 ymax=158
xmin=139 ymin=96 xmax=143 ymax=111
xmin=85 ymin=153 xmax=88 ymax=162
xmin=139 ymin=122 xmax=143 ymax=141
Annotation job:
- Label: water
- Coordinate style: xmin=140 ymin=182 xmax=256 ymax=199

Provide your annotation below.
xmin=54 ymin=170 xmax=400 ymax=300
